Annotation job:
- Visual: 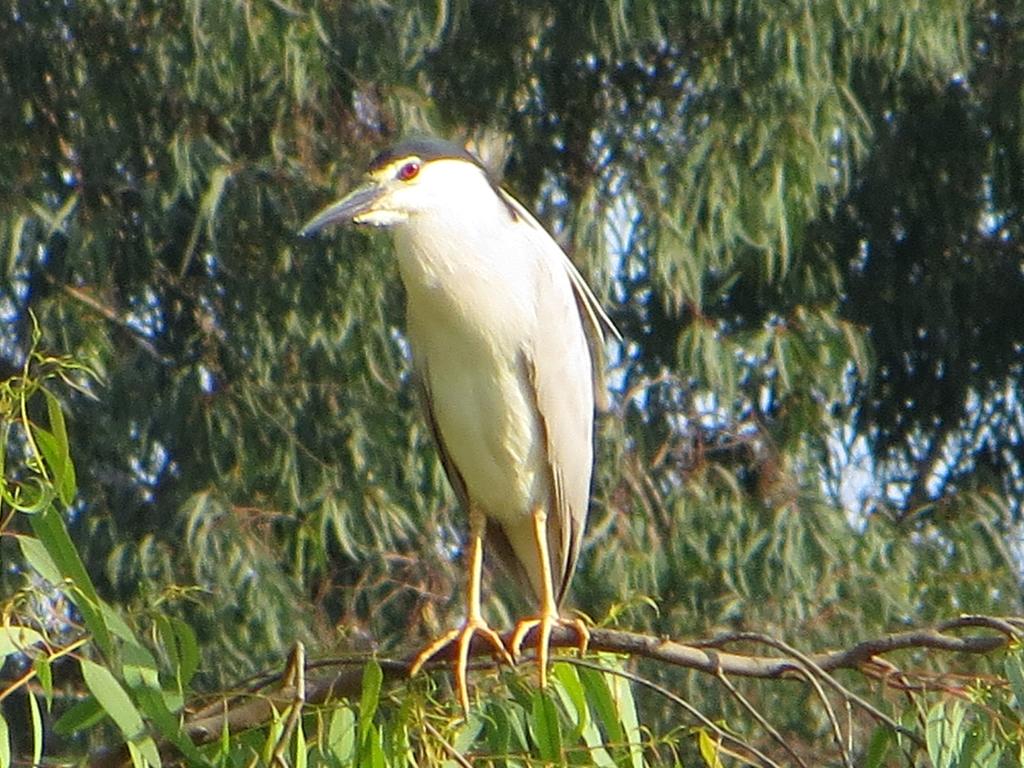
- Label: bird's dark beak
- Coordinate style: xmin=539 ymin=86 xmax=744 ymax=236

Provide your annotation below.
xmin=299 ymin=182 xmax=384 ymax=236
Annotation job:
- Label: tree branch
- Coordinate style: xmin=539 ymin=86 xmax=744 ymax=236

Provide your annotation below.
xmin=89 ymin=615 xmax=1022 ymax=767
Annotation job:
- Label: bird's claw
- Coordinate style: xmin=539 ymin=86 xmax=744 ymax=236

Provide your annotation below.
xmin=409 ymin=619 xmax=514 ymax=713
xmin=507 ymin=614 xmax=591 ymax=689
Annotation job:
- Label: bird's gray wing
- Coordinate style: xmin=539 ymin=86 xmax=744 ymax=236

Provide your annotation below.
xmin=498 ymin=189 xmax=620 ymax=411
xmin=508 ymin=216 xmax=611 ymax=607
xmin=518 ymin=347 xmax=588 ymax=607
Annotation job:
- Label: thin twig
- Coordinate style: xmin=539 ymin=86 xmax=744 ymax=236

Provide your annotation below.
xmin=567 ymin=657 xmax=783 ymax=768
xmin=57 ymin=283 xmax=170 ymax=364
xmin=714 ymin=667 xmax=808 ymax=768
xmin=422 ymin=720 xmax=474 ymax=768
xmin=718 ymin=632 xmax=921 ymax=747
xmin=269 ymin=642 xmax=306 ymax=768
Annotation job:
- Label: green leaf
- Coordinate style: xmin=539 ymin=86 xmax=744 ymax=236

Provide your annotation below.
xmin=261 ymin=702 xmax=284 ymax=764
xmin=295 ymin=717 xmax=307 ymax=768
xmin=101 ymin=601 xmax=146 ymax=645
xmin=132 ymin=684 xmax=206 ymax=766
xmin=609 ymin=671 xmax=643 ymax=768
xmin=42 ymin=389 xmax=76 ymax=505
xmin=126 ymin=737 xmax=161 ymax=768
xmin=154 ymin=615 xmax=178 ymax=677
xmin=484 ymin=701 xmax=512 ymax=765
xmin=579 ymin=664 xmax=626 ymax=748
xmin=28 ymin=506 xmax=112 ymax=657
xmin=54 ymin=697 xmax=106 ymax=735
xmin=926 ymin=701 xmax=964 ymax=768
xmin=358 ymin=659 xmax=383 ymax=758
xmin=171 ymin=618 xmax=200 ymax=688
xmin=958 ymin=726 xmax=1000 ymax=768
xmin=451 ymin=712 xmax=484 ymax=755
xmin=123 ymin=651 xmax=161 ymax=692
xmin=864 ymin=725 xmax=891 ymax=768
xmin=1005 ymin=649 xmax=1024 ymax=711
xmin=327 ymin=705 xmax=356 ymax=763
xmin=530 ymin=689 xmax=562 ymax=763
xmin=81 ymin=658 xmax=144 ymax=736
xmin=155 ymin=614 xmax=200 ymax=690
xmin=579 ymin=660 xmax=642 ymax=768
xmin=368 ymin=726 xmax=386 ymax=768
xmin=35 ymin=657 xmax=53 ymax=708
xmin=552 ymin=662 xmax=588 ymax=741
xmin=698 ymin=728 xmax=725 ymax=768
xmin=0 ymin=625 xmax=44 ymax=659
xmin=552 ymin=664 xmax=615 ymax=767
xmin=16 ymin=535 xmax=62 ymax=584
xmin=28 ymin=690 xmax=42 ymax=768
xmin=0 ymin=714 xmax=9 ymax=768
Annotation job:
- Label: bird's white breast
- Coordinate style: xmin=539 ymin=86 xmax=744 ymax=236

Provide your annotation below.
xmin=394 ymin=207 xmax=547 ymax=525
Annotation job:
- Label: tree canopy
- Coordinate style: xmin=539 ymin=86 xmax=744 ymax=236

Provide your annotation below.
xmin=2 ymin=1 xmax=1023 ymax=765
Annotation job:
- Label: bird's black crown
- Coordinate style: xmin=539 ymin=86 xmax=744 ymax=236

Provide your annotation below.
xmin=368 ymin=136 xmax=484 ymax=173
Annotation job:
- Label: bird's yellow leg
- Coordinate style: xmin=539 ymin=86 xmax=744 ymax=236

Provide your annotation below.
xmin=408 ymin=509 xmax=512 ymax=712
xmin=507 ymin=508 xmax=590 ymax=689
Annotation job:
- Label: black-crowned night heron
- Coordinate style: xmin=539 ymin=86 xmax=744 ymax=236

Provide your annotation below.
xmin=301 ymin=137 xmax=617 ymax=711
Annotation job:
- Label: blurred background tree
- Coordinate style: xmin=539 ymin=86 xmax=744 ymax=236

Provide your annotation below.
xmin=2 ymin=0 xmax=1022 ymax=763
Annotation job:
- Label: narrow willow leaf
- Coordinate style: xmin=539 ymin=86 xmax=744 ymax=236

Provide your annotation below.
xmin=132 ymin=684 xmax=205 ymax=766
xmin=53 ymin=697 xmax=106 ymax=735
xmin=171 ymin=618 xmax=200 ymax=688
xmin=16 ymin=535 xmax=62 ymax=584
xmin=698 ymin=728 xmax=725 ymax=768
xmin=926 ymin=701 xmax=964 ymax=768
xmin=368 ymin=727 xmax=386 ymax=768
xmin=35 ymin=657 xmax=53 ymax=708
xmin=126 ymin=740 xmax=148 ymax=768
xmin=451 ymin=712 xmax=483 ymax=754
xmin=6 ymin=213 xmax=26 ymax=277
xmin=1005 ymin=649 xmax=1024 ymax=711
xmin=295 ymin=718 xmax=308 ymax=768
xmin=138 ymin=732 xmax=165 ymax=767
xmin=608 ymin=670 xmax=643 ymax=768
xmin=122 ymin=640 xmax=161 ymax=690
xmin=28 ymin=506 xmax=112 ymax=656
xmin=864 ymin=725 xmax=891 ymax=768
xmin=485 ymin=701 xmax=512 ymax=765
xmin=327 ymin=705 xmax=356 ymax=763
xmin=42 ymin=389 xmax=76 ymax=505
xmin=530 ymin=690 xmax=562 ymax=764
xmin=358 ymin=721 xmax=378 ymax=768
xmin=0 ymin=625 xmax=44 ymax=659
xmin=154 ymin=615 xmax=178 ymax=679
xmin=0 ymin=714 xmax=9 ymax=768
xmin=552 ymin=664 xmax=615 ymax=767
xmin=551 ymin=662 xmax=588 ymax=741
xmin=959 ymin=727 xmax=1000 ymax=768
xmin=358 ymin=660 xmax=383 ymax=754
xmin=201 ymin=166 xmax=231 ymax=242
xmin=80 ymin=658 xmax=145 ymax=740
xmin=28 ymin=690 xmax=42 ymax=768
xmin=578 ymin=664 xmax=626 ymax=747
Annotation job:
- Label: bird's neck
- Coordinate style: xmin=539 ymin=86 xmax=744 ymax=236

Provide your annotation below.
xmin=393 ymin=216 xmax=533 ymax=345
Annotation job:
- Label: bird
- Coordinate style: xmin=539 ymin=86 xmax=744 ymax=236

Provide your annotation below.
xmin=301 ymin=136 xmax=618 ymax=711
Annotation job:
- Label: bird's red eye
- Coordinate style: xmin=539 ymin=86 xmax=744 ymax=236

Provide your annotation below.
xmin=397 ymin=161 xmax=420 ymax=181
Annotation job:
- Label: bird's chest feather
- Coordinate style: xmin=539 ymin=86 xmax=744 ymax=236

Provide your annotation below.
xmin=395 ymin=223 xmax=529 ymax=331
xmin=395 ymin=225 xmax=545 ymax=521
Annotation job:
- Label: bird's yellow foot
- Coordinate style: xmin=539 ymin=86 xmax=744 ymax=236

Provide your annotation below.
xmin=408 ymin=619 xmax=514 ymax=712
xmin=508 ymin=614 xmax=590 ymax=688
